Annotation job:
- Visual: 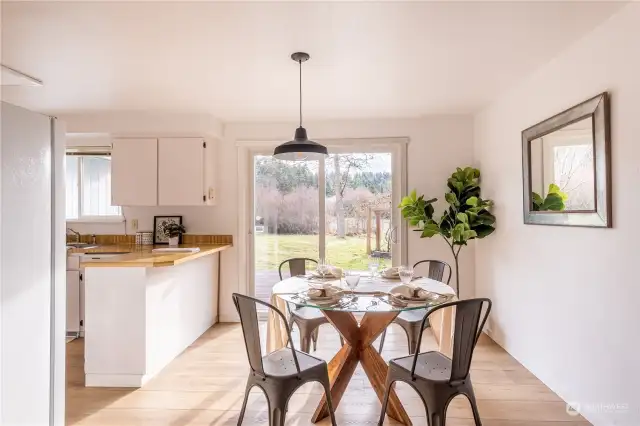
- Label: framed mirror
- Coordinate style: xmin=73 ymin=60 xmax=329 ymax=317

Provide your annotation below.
xmin=522 ymin=92 xmax=611 ymax=227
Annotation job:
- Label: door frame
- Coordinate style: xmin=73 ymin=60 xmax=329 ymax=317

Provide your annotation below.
xmin=236 ymin=137 xmax=408 ymax=299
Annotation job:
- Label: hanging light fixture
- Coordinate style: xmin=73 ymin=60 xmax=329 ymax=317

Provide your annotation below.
xmin=273 ymin=52 xmax=328 ymax=161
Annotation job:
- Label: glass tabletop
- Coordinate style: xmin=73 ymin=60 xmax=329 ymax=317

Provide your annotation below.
xmin=274 ymin=275 xmax=455 ymax=313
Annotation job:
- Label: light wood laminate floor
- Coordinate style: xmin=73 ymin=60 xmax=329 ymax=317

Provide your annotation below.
xmin=67 ymin=323 xmax=591 ymax=425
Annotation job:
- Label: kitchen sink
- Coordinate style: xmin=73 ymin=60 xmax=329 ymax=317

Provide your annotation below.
xmin=66 ymin=243 xmax=98 ymax=249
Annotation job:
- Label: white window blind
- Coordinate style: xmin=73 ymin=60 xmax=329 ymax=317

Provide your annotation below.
xmin=65 ymin=151 xmax=122 ymax=221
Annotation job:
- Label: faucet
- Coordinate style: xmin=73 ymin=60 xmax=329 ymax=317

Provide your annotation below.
xmin=67 ymin=227 xmax=81 ymax=243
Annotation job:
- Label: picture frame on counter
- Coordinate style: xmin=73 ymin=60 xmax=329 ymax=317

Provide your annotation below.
xmin=153 ymin=215 xmax=183 ymax=244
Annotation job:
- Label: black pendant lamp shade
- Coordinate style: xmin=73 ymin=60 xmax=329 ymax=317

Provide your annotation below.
xmin=273 ymin=52 xmax=328 ymax=161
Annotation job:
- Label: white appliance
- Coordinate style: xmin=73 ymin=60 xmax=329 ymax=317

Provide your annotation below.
xmin=66 ymin=253 xmax=122 ymax=338
xmin=0 ymin=102 xmax=66 ymax=425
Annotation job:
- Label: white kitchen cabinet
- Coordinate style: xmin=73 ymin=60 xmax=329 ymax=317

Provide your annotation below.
xmin=159 ymin=138 xmax=208 ymax=206
xmin=111 ymin=137 xmax=216 ymax=206
xmin=66 ymin=270 xmax=80 ymax=335
xmin=111 ymin=138 xmax=158 ymax=206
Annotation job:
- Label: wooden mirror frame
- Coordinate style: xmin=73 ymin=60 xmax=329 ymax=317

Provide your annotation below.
xmin=522 ymin=92 xmax=611 ymax=227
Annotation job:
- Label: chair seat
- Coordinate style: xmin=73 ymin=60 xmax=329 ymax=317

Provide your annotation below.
xmin=395 ymin=308 xmax=429 ymax=325
xmin=263 ymin=348 xmax=324 ymax=377
xmin=290 ymin=306 xmax=327 ymax=321
xmin=391 ymin=351 xmax=452 ymax=382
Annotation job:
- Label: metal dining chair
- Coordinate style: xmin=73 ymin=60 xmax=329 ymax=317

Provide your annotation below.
xmin=378 ymin=260 xmax=452 ymax=354
xmin=378 ymin=298 xmax=492 ymax=426
xmin=232 ymin=293 xmax=338 ymax=426
xmin=279 ymin=258 xmax=343 ymax=352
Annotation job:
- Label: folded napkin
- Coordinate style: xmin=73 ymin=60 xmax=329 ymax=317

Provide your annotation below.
xmin=389 ymin=284 xmax=430 ymax=301
xmin=307 ymin=286 xmax=342 ymax=299
xmin=380 ymin=266 xmax=400 ymax=279
xmin=311 ymin=266 xmax=343 ymax=278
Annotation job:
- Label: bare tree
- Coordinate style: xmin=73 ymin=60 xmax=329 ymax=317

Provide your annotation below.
xmin=330 ymin=154 xmax=374 ymax=238
xmin=553 ymin=145 xmax=594 ymax=210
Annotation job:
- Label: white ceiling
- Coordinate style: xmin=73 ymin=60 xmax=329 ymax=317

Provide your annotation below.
xmin=0 ymin=1 xmax=624 ymax=121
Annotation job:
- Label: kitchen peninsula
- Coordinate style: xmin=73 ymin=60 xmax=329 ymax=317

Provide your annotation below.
xmin=80 ymin=242 xmax=231 ymax=387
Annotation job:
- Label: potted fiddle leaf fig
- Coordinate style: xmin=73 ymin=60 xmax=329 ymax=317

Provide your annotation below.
xmin=163 ymin=222 xmax=186 ymax=247
xmin=399 ymin=166 xmax=496 ymax=295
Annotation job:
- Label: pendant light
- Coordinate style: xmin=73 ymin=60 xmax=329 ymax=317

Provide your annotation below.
xmin=273 ymin=52 xmax=328 ymax=161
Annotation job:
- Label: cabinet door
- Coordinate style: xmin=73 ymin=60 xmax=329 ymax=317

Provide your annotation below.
xmin=111 ymin=138 xmax=158 ymax=206
xmin=66 ymin=271 xmax=80 ymax=333
xmin=158 ymin=138 xmax=205 ymax=206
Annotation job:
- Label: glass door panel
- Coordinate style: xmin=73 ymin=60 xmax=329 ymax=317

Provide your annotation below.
xmin=252 ymin=155 xmax=319 ymax=307
xmin=324 ymin=152 xmax=394 ymax=272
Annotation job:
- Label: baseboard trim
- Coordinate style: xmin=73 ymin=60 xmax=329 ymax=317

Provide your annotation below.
xmin=219 ymin=313 xmax=240 ymax=323
xmin=85 ymin=373 xmax=150 ymax=388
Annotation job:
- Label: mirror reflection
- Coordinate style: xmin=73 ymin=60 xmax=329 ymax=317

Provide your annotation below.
xmin=529 ymin=117 xmax=595 ymax=212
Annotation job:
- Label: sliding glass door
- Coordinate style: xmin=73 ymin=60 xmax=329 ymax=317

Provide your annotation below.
xmin=249 ymin=140 xmax=406 ymax=306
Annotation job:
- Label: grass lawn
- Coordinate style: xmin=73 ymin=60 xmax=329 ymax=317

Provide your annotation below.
xmin=254 ymin=233 xmax=390 ymax=271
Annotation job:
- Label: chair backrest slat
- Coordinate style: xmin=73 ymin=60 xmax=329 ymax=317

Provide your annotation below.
xmin=232 ymin=293 xmax=302 ymax=378
xmin=279 ymin=258 xmax=318 ymax=280
xmin=233 ymin=294 xmax=265 ymax=376
xmin=450 ymin=299 xmax=490 ymax=382
xmin=413 ymin=259 xmax=452 ymax=284
xmin=413 ymin=298 xmax=491 ymax=384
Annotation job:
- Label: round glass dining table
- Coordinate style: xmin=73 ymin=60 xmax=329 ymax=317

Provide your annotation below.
xmin=273 ymin=275 xmax=456 ymax=426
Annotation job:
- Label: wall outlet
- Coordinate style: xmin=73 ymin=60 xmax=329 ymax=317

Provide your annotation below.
xmin=131 ymin=219 xmax=139 ymax=230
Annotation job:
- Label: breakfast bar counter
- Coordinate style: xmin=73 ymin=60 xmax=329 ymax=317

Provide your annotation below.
xmin=81 ymin=243 xmax=231 ymax=387
xmin=79 ymin=244 xmax=231 ymax=268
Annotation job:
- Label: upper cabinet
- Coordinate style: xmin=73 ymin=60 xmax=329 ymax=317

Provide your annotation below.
xmin=112 ymin=138 xmax=158 ymax=206
xmin=111 ymin=137 xmax=216 ymax=207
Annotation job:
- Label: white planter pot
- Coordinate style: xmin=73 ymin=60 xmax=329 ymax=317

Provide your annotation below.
xmin=168 ymin=236 xmax=180 ymax=247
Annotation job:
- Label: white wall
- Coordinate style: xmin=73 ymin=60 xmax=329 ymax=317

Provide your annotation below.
xmin=473 ymin=4 xmax=640 ymax=426
xmin=218 ymin=116 xmax=475 ymax=321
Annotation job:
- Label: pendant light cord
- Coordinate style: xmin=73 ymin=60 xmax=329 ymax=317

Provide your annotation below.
xmin=298 ymin=59 xmax=303 ymax=128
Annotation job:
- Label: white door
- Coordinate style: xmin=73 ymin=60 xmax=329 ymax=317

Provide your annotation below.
xmin=248 ymin=139 xmax=407 ymax=305
xmin=111 ymin=138 xmax=158 ymax=206
xmin=158 ymin=138 xmax=205 ymax=206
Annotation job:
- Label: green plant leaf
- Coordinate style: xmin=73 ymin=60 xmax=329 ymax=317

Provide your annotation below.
xmin=421 ymin=223 xmax=440 ymax=238
xmin=463 ymin=230 xmax=477 ymax=240
xmin=410 ymin=189 xmax=417 ymax=201
xmin=445 ymin=192 xmax=458 ymax=206
xmin=466 ymin=196 xmax=479 ymax=207
xmin=473 ymin=224 xmax=495 ymax=238
xmin=547 ymin=183 xmax=568 ymax=201
xmin=456 ymin=212 xmax=468 ymax=224
xmin=540 ymin=193 xmax=564 ymax=211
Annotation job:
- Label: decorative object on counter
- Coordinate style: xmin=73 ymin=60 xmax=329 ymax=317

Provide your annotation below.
xmin=153 ymin=215 xmax=184 ymax=245
xmin=165 ymin=223 xmax=186 ymax=247
xmin=522 ymin=92 xmax=611 ymax=227
xmin=135 ymin=231 xmax=154 ymax=245
xmin=399 ymin=167 xmax=496 ymax=295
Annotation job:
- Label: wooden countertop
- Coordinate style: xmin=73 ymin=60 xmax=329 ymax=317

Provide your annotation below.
xmin=75 ymin=244 xmax=231 ymax=268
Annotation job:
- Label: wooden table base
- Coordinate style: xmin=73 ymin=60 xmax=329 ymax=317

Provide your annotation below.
xmin=311 ymin=310 xmax=412 ymax=425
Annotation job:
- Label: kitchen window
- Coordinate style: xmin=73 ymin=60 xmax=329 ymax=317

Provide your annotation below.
xmin=66 ymin=151 xmax=122 ymax=221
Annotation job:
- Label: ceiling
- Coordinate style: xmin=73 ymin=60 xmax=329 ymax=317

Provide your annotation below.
xmin=0 ymin=1 xmax=624 ymax=122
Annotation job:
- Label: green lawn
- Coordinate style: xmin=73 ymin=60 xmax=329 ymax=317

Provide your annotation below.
xmin=254 ymin=234 xmax=390 ymax=271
